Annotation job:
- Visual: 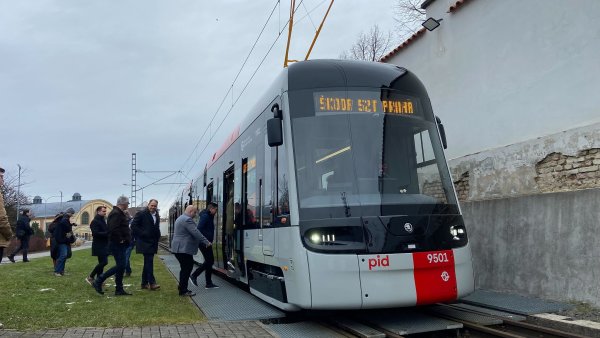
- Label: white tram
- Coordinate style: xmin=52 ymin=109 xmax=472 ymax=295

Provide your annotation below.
xmin=169 ymin=59 xmax=474 ymax=311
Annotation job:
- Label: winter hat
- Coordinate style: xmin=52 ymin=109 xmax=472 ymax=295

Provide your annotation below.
xmin=65 ymin=208 xmax=76 ymax=215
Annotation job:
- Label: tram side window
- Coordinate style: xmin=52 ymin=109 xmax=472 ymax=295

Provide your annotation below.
xmin=414 ymin=129 xmax=447 ymax=203
xmin=275 ymin=144 xmax=290 ymax=225
xmin=243 ymin=157 xmax=259 ymax=228
xmin=264 ymin=135 xmax=273 ymax=227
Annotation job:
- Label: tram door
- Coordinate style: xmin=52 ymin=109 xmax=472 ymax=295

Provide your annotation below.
xmin=222 ymin=167 xmax=239 ymax=276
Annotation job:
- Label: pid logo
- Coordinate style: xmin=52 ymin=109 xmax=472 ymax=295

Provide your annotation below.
xmin=368 ymin=255 xmax=390 ymax=270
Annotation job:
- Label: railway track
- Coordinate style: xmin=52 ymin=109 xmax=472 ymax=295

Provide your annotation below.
xmin=158 ymin=242 xmax=592 ymax=338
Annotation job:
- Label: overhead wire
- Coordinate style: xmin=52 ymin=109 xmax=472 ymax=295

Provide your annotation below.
xmin=164 ymin=0 xmax=316 ymax=207
xmin=163 ymin=1 xmax=283 ymax=205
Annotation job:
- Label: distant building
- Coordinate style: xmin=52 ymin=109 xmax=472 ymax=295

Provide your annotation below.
xmin=28 ymin=193 xmax=113 ymax=240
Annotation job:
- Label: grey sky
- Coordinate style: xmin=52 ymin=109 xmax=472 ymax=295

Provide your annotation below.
xmin=0 ymin=1 xmax=400 ymax=213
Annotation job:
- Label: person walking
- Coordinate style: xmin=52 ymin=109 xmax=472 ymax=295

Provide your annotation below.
xmin=46 ymin=212 xmax=63 ymax=269
xmin=190 ymin=202 xmax=219 ymax=289
xmin=131 ymin=199 xmax=161 ymax=290
xmin=8 ymin=209 xmax=34 ymax=263
xmin=86 ymin=206 xmax=109 ymax=285
xmin=172 ymin=205 xmax=210 ymax=296
xmin=93 ymin=196 xmax=132 ymax=296
xmin=53 ymin=208 xmax=77 ymax=276
xmin=0 ymin=167 xmax=14 ymax=263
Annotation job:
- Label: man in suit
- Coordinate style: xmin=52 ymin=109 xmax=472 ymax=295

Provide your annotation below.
xmin=131 ymin=199 xmax=161 ymax=290
xmin=171 ymin=205 xmax=210 ymax=296
xmin=93 ymin=196 xmax=132 ymax=296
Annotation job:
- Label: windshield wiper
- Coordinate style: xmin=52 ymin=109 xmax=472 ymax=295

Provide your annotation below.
xmin=341 ymin=192 xmax=351 ymax=217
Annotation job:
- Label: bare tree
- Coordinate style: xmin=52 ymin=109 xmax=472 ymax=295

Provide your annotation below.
xmin=1 ymin=170 xmax=31 ymax=228
xmin=340 ymin=25 xmax=392 ymax=61
xmin=394 ymin=0 xmax=426 ymax=40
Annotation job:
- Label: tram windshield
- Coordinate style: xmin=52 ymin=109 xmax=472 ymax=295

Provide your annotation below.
xmin=291 ymin=89 xmax=458 ymax=217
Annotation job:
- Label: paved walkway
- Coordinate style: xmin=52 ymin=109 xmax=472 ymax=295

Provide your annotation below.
xmin=0 ymin=245 xmax=279 ymax=338
xmin=0 ymin=322 xmax=277 ymax=337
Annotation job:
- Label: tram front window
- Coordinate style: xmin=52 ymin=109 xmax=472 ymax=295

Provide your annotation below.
xmin=291 ymin=91 xmax=457 ymax=216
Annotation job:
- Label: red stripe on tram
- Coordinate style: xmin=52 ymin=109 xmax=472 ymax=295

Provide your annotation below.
xmin=412 ymin=250 xmax=458 ymax=305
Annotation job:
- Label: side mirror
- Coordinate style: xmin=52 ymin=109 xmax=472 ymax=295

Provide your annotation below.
xmin=435 ymin=116 xmax=448 ymax=149
xmin=267 ymin=118 xmax=283 ymax=147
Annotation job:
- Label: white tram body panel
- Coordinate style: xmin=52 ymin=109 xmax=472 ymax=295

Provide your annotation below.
xmin=244 ymin=225 xmax=474 ymax=310
xmin=305 ymin=245 xmax=473 ymax=309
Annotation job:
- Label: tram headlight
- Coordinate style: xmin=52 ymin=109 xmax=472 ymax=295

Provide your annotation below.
xmin=450 ymin=225 xmax=466 ymax=241
xmin=310 ymin=233 xmax=322 ymax=244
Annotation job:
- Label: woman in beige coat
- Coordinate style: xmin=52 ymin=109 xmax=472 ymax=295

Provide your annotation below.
xmin=0 ymin=167 xmax=14 ymax=263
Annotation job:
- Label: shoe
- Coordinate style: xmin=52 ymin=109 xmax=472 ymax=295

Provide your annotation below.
xmin=23 ymin=259 xmax=30 ymax=263
xmin=114 ymin=290 xmax=132 ymax=296
xmin=54 ymin=273 xmax=63 ymax=277
xmin=189 ymin=276 xmax=198 ymax=287
xmin=85 ymin=277 xmax=94 ymax=286
xmin=141 ymin=284 xmax=150 ymax=290
xmin=149 ymin=283 xmax=160 ymax=290
xmin=93 ymin=280 xmax=104 ymax=295
xmin=205 ymin=283 xmax=219 ymax=289
xmin=125 ymin=272 xmax=131 ymax=277
xmin=179 ymin=290 xmax=196 ymax=297
xmin=7 ymin=255 xmax=15 ymax=263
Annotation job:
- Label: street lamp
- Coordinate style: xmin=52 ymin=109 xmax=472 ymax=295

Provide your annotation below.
xmin=16 ymin=164 xmax=21 ymax=222
xmin=422 ymin=17 xmax=443 ymax=31
xmin=44 ymin=195 xmax=62 ymax=230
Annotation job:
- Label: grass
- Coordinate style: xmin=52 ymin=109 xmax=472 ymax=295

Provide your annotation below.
xmin=0 ymin=248 xmax=205 ymax=330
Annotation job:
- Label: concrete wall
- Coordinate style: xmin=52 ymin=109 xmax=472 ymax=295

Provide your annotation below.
xmin=462 ymin=188 xmax=600 ymax=307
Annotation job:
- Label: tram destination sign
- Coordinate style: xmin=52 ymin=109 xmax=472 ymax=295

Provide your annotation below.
xmin=314 ymin=91 xmax=416 ymax=115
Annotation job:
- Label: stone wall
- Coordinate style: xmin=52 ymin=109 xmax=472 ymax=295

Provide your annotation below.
xmin=535 ymin=149 xmax=600 ymax=192
xmin=448 ymin=122 xmax=600 ymax=201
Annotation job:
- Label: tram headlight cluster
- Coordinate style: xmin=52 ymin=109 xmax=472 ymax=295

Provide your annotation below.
xmin=309 ymin=232 xmax=336 ymax=244
xmin=303 ymin=226 xmax=366 ymax=252
xmin=450 ymin=225 xmax=466 ymax=241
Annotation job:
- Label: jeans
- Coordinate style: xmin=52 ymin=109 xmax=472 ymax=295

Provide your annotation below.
xmin=141 ymin=253 xmax=156 ymax=285
xmin=124 ymin=241 xmax=134 ymax=274
xmin=191 ymin=246 xmax=214 ymax=284
xmin=174 ymin=253 xmax=194 ymax=294
xmin=89 ymin=255 xmax=109 ymax=279
xmin=55 ymin=244 xmax=69 ymax=274
xmin=11 ymin=236 xmax=30 ymax=260
xmin=97 ymin=242 xmax=128 ymax=292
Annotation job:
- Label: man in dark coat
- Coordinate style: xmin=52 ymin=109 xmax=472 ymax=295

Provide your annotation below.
xmin=8 ymin=209 xmax=34 ymax=263
xmin=93 ymin=196 xmax=132 ymax=296
xmin=86 ymin=206 xmax=109 ymax=285
xmin=190 ymin=202 xmax=219 ymax=289
xmin=131 ymin=199 xmax=161 ymax=290
xmin=53 ymin=208 xmax=77 ymax=276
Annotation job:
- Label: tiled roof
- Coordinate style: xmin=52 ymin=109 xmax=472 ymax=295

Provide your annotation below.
xmin=379 ymin=0 xmax=473 ymax=62
xmin=380 ymin=28 xmax=426 ymax=62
